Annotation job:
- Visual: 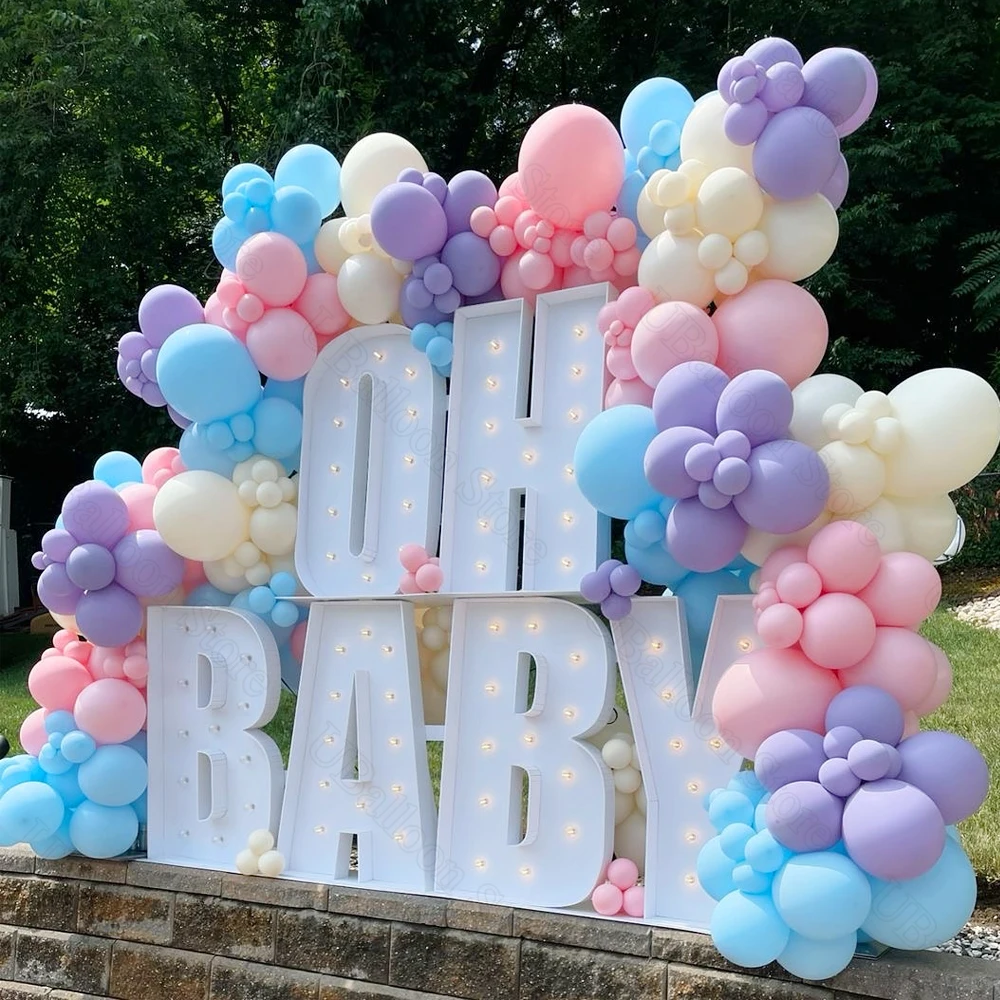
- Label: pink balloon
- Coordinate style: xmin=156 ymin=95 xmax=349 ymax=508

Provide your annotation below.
xmin=246 ymin=308 xmax=318 ymax=380
xmin=142 ymin=447 xmax=183 ymax=488
xmin=20 ymin=708 xmax=48 ymax=756
xmin=120 ymin=483 xmax=158 ymax=532
xmin=294 ymin=272 xmax=351 ymax=337
xmin=28 ymin=655 xmax=93 ymax=712
xmin=622 ymin=885 xmax=645 ymax=917
xmin=857 ymin=552 xmax=941 ymax=627
xmin=519 ymin=249 xmax=556 ymax=290
xmin=89 ymin=646 xmax=126 ymax=680
xmin=631 ymin=302 xmax=719 ymax=388
xmin=712 ymin=647 xmax=842 ymax=758
xmin=74 ymin=678 xmax=147 ymax=744
xmin=52 ymin=629 xmax=76 ymax=652
xmin=839 ymin=627 xmax=937 ymax=711
xmin=774 ymin=562 xmax=823 ymax=608
xmin=712 ymin=280 xmax=828 ymax=389
xmin=759 ymin=545 xmax=809 ymax=586
xmin=757 ymin=603 xmax=803 ymax=648
xmin=591 ymin=882 xmax=625 ymax=916
xmin=799 ymin=593 xmax=877 ymax=669
xmin=399 ymin=572 xmax=421 ymax=594
xmin=912 ymin=642 xmax=953 ymax=716
xmin=606 ymin=345 xmax=638 ymax=381
xmin=607 ymin=857 xmax=639 ymax=890
xmin=500 ymin=250 xmax=562 ymax=305
xmin=415 ymin=563 xmax=444 ymax=593
xmin=399 ymin=544 xmax=428 ymax=574
xmin=204 ymin=292 xmax=226 ymax=328
xmin=215 ymin=269 xmax=243 ymax=308
xmin=63 ymin=639 xmax=92 ymax=666
xmin=605 ymin=378 xmax=655 ymax=409
xmin=236 ymin=232 xmax=308 ymax=307
xmin=806 ymin=521 xmax=882 ymax=594
xmin=518 ymin=105 xmax=625 ymax=229
xmin=290 ymin=621 xmax=308 ymax=662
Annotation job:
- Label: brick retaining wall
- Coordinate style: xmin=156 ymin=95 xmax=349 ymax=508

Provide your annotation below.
xmin=0 ymin=847 xmax=997 ymax=1000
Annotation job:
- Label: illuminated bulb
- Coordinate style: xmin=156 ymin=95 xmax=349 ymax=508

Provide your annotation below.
xmin=651 ymin=640 xmax=663 ymax=651
xmin=520 ymin=866 xmax=532 ymax=877
xmin=326 ymin=552 xmax=336 ymax=561
xmin=522 ymin=450 xmax=535 ymax=463
xmin=323 ymin=735 xmax=335 ymax=745
xmin=563 ymin=708 xmax=576 ymax=720
xmin=561 ymin=558 xmax=572 ymax=568
xmin=478 ymin=518 xmax=489 ymax=529
xmin=360 ymin=628 xmax=372 ymax=637
xmin=479 ymin=796 xmax=491 ymax=807
xmin=402 ymin=500 xmax=414 ymax=510
xmin=391 ymin=784 xmax=402 ymax=793
xmin=562 ymin=512 xmax=574 ymax=524
xmin=571 ymin=365 xmax=583 ymax=376
xmin=485 ymin=377 xmax=498 ymax=390
xmin=329 ymin=690 xmax=341 ymax=700
xmin=573 ymin=325 xmax=584 ymax=337
xmin=363 ymin=574 xmax=372 ymax=583
xmin=685 ymin=831 xmax=698 ymax=843
xmin=314 ymin=825 xmax=326 ymax=834
xmin=340 ymin=378 xmax=350 ymax=388
xmin=569 ymin=652 xmax=581 ymax=664
xmin=670 ymin=738 xmax=683 ymax=751
xmin=335 ymin=645 xmax=346 ymax=654
xmin=488 ymin=622 xmax=500 ymax=633
xmin=405 ymin=366 xmax=416 ymax=378
xmin=489 ymin=339 xmax=501 ymax=352
xmin=484 ymin=420 xmax=495 ymax=431
xmin=319 ymin=780 xmax=330 ymax=789
xmin=385 ymin=691 xmax=396 ymax=701
xmin=526 ymin=621 xmax=538 ymax=631
xmin=475 ymin=561 xmax=487 ymax=572
xmin=407 ymin=407 xmax=418 ymax=418
xmin=484 ymin=683 xmax=497 ymax=694
xmin=565 ymin=826 xmax=578 ymax=838
xmin=393 ymin=832 xmax=405 ymax=843
xmin=404 ymin=454 xmax=415 ymax=465
xmin=356 ymin=800 xmax=366 ymax=810
xmin=685 ymin=874 xmax=697 ymax=886
xmin=687 ymin=782 xmax=700 ymax=794
xmin=738 ymin=638 xmax=753 ymax=652
xmin=474 ymin=858 xmax=487 ymax=870
xmin=564 ymin=465 xmax=574 ymax=477
xmin=480 ymin=741 xmax=494 ymax=752
xmin=561 ymin=770 xmax=574 ymax=781
xmin=333 ymin=418 xmax=344 ymax=428
xmin=388 ymin=737 xmax=400 ymax=747
xmin=568 ymin=409 xmax=580 ymax=422
xmin=523 ymin=733 xmax=536 ymax=744
xmin=329 ymin=464 xmax=340 ymax=473
xmin=480 ymin=472 xmax=494 ymax=485
xmin=710 ymin=738 xmax=723 ymax=750
xmin=373 ymin=350 xmax=384 ymax=360
xmin=328 ymin=507 xmax=338 ymax=517
xmin=381 ymin=644 xmax=393 ymax=654
xmin=660 ymin=689 xmax=674 ymax=701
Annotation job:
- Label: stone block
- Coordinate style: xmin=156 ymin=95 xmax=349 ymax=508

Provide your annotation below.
xmin=210 ymin=958 xmax=321 ymax=1000
xmin=668 ymin=965 xmax=833 ymax=999
xmin=126 ymin=862 xmax=222 ymax=897
xmin=319 ymin=979 xmax=449 ymax=1000
xmin=0 ymin=984 xmax=51 ymax=999
xmin=50 ymin=992 xmax=109 ymax=1000
xmin=328 ymin=888 xmax=447 ymax=928
xmin=446 ymin=900 xmax=513 ymax=936
xmin=827 ymin=949 xmax=1000 ymax=1000
xmin=513 ymin=909 xmax=650 ymax=958
xmin=77 ymin=884 xmax=172 ymax=945
xmin=221 ymin=875 xmax=328 ymax=912
xmin=172 ymin=894 xmax=274 ymax=963
xmin=276 ymin=910 xmax=390 ymax=983
xmin=0 ymin=877 xmax=78 ymax=933
xmin=109 ymin=941 xmax=210 ymax=1000
xmin=0 ymin=927 xmax=13 ymax=980
xmin=0 ymin=849 xmax=34 ymax=875
xmin=35 ymin=857 xmax=127 ymax=885
xmin=519 ymin=940 xmax=666 ymax=1000
xmin=14 ymin=928 xmax=110 ymax=995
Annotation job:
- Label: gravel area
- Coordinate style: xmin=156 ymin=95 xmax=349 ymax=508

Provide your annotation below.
xmin=953 ymin=594 xmax=1000 ymax=629
xmin=929 ymin=923 xmax=1000 ymax=961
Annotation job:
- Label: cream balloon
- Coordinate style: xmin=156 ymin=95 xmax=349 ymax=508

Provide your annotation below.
xmin=756 ymin=195 xmax=839 ymax=282
xmin=337 ymin=253 xmax=402 ymax=324
xmin=249 ymin=503 xmax=297 ymax=556
xmin=821 ymin=440 xmax=886 ymax=515
xmin=613 ymin=811 xmax=646 ymax=874
xmin=615 ymin=789 xmax=636 ymax=825
xmin=790 ymin=374 xmax=864 ymax=451
xmin=695 ymin=167 xmax=764 ymax=240
xmin=637 ymin=231 xmax=716 ymax=308
xmin=203 ymin=558 xmax=251 ymax=594
xmin=637 ymin=186 xmax=666 ymax=239
xmin=153 ymin=470 xmax=249 ymax=562
xmin=339 ymin=133 xmax=428 ymax=218
xmin=852 ymin=494 xmax=958 ymax=561
xmin=314 ymin=218 xmax=353 ymax=275
xmin=679 ymin=93 xmax=755 ymax=174
xmin=50 ymin=612 xmax=80 ymax=634
xmin=883 ymin=368 xmax=1000 ymax=497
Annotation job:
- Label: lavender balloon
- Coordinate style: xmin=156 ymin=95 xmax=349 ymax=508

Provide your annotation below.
xmin=897 ymin=731 xmax=989 ymax=825
xmin=113 ymin=530 xmax=185 ymax=598
xmin=444 ymin=171 xmax=498 ymax=236
xmin=766 ymin=780 xmax=843 ymax=852
xmin=825 ymin=686 xmax=904 ymax=746
xmin=370 ymin=181 xmax=448 ymax=261
xmin=75 ymin=584 xmax=144 ymax=648
xmin=652 ymin=362 xmax=728 ymax=434
xmin=732 ymin=440 xmax=828 ymax=534
xmin=755 ymin=730 xmax=826 ymax=792
xmin=41 ymin=528 xmax=77 ymax=563
xmin=666 ymin=499 xmax=747 ymax=572
xmin=716 ymin=370 xmax=794 ymax=447
xmin=801 ymin=49 xmax=869 ymax=130
xmin=752 ymin=106 xmax=841 ymax=200
xmin=61 ymin=482 xmax=129 ymax=549
xmin=441 ymin=232 xmax=501 ymax=297
xmin=821 ymin=155 xmax=850 ymax=209
xmin=65 ymin=544 xmax=117 ymax=592
xmin=138 ymin=284 xmax=205 ymax=348
xmin=37 ymin=564 xmax=83 ymax=615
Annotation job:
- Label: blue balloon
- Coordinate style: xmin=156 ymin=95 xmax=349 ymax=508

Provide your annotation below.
xmin=620 ymin=78 xmax=695 ymax=158
xmin=45 ymin=766 xmax=87 ymax=808
xmin=157 ymin=324 xmax=261 ymax=424
xmin=862 ymin=836 xmax=976 ymax=950
xmin=249 ymin=586 xmax=276 ymax=615
xmin=299 ymin=239 xmax=323 ymax=275
xmin=213 ymin=216 xmax=252 ymax=270
xmin=575 ymin=405 xmax=661 ymax=520
xmin=271 ymin=572 xmax=297 ymax=597
xmin=0 ymin=781 xmax=65 ymax=845
xmin=125 ymin=730 xmax=148 ymax=758
xmin=708 ymin=789 xmax=755 ymax=830
xmin=426 ymin=336 xmax=454 ymax=368
xmin=773 ymin=852 xmax=871 ymax=941
xmin=179 ymin=423 xmax=237 ymax=478
xmin=673 ymin=569 xmax=751 ymax=682
xmin=727 ymin=770 xmax=767 ymax=804
xmin=271 ymin=601 xmax=298 ymax=628
xmin=44 ymin=710 xmax=76 ymax=736
xmin=222 ymin=162 xmax=271 ymax=198
xmin=615 ymin=169 xmax=649 ymax=251
xmin=778 ymin=931 xmax=857 ymax=980
xmin=697 ymin=835 xmax=738 ymax=901
xmin=187 ymin=582 xmax=233 ymax=608
xmin=711 ymin=891 xmax=790 ymax=968
xmin=271 ymin=185 xmax=322 ymax=245
xmin=263 ymin=377 xmax=305 ymax=410
xmin=69 ymin=801 xmax=139 ymax=859
xmin=94 ymin=451 xmax=143 ymax=488
xmin=745 ymin=830 xmax=791 ymax=874
xmin=31 ymin=815 xmax=75 ymax=860
xmin=251 ymin=397 xmax=302 ymax=464
xmin=720 ymin=822 xmax=755 ymax=861
xmin=231 ymin=590 xmax=294 ymax=646
xmin=78 ymin=745 xmax=148 ymax=807
xmin=411 ymin=323 xmax=437 ymax=351
xmin=274 ymin=144 xmax=342 ymax=217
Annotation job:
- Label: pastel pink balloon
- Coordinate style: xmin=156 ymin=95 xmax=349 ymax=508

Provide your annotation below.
xmin=90 ymin=646 xmax=126 ymax=679
xmin=912 ymin=642 xmax=953 ymax=716
xmin=605 ymin=378 xmax=655 ymax=409
xmin=28 ymin=655 xmax=93 ymax=712
xmin=806 ymin=521 xmax=882 ymax=594
xmin=73 ymin=678 xmax=147 ymax=744
xmin=606 ymin=345 xmax=638 ymax=381
xmin=246 ymin=308 xmax=318 ymax=380
xmin=63 ymin=640 xmax=92 ymax=666
xmin=712 ymin=647 xmax=842 ymax=757
xmin=518 ymin=105 xmax=625 ymax=229
xmin=415 ymin=562 xmax=444 ymax=593
xmin=399 ymin=544 xmax=428 ymax=574
xmin=20 ymin=708 xmax=48 ymax=756
xmin=290 ymin=621 xmax=308 ymax=662
xmin=775 ymin=562 xmax=823 ymax=608
xmin=712 ymin=279 xmax=828 ymax=389
xmin=631 ymin=302 xmax=719 ymax=388
xmin=757 ymin=603 xmax=803 ymax=648
xmin=615 ymin=287 xmax=656 ymax=329
xmin=204 ymin=292 xmax=226 ymax=327
xmin=120 ymin=483 xmax=158 ymax=532
xmin=759 ymin=545 xmax=809 ymax=587
xmin=520 ymin=249 xmax=556 ymax=290
xmin=142 ymin=447 xmax=183 ymax=488
xmin=799 ymin=593 xmax=877 ymax=670
xmin=182 ymin=559 xmax=207 ymax=593
xmin=857 ymin=552 xmax=941 ymax=627
xmin=839 ymin=627 xmax=937 ymax=711
xmin=591 ymin=882 xmax=625 ymax=916
xmin=215 ymin=269 xmax=244 ymax=308
xmin=622 ymin=885 xmax=645 ymax=917
xmin=399 ymin=572 xmax=421 ymax=595
xmin=123 ymin=654 xmax=149 ymax=686
xmin=52 ymin=629 xmax=76 ymax=652
xmin=294 ymin=272 xmax=351 ymax=337
xmin=500 ymin=250 xmax=561 ymax=305
xmin=236 ymin=232 xmax=308 ymax=307
xmin=607 ymin=857 xmax=639 ymax=890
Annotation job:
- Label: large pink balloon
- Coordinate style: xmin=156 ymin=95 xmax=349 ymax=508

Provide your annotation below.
xmin=28 ymin=654 xmax=93 ymax=712
xmin=712 ymin=647 xmax=842 ymax=758
xmin=74 ymin=678 xmax=147 ymax=744
xmin=631 ymin=302 xmax=719 ymax=388
xmin=246 ymin=308 xmax=318 ymax=380
xmin=799 ymin=593 xmax=877 ymax=669
xmin=605 ymin=378 xmax=655 ymax=409
xmin=500 ymin=250 xmax=561 ymax=305
xmin=236 ymin=233 xmax=308 ymax=307
xmin=518 ymin=105 xmax=625 ymax=229
xmin=857 ymin=551 xmax=941 ymax=627
xmin=806 ymin=521 xmax=882 ymax=594
xmin=838 ymin=627 xmax=937 ymax=711
xmin=120 ymin=483 xmax=158 ymax=532
xmin=712 ymin=280 xmax=828 ymax=389
xmin=20 ymin=708 xmax=49 ymax=756
xmin=294 ymin=272 xmax=351 ymax=337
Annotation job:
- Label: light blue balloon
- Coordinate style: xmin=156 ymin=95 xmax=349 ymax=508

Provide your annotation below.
xmin=778 ymin=931 xmax=857 ymax=980
xmin=274 ymin=144 xmax=342 ymax=217
xmin=44 ymin=711 xmax=76 ymax=736
xmin=251 ymin=397 xmax=302 ymax=464
xmin=624 ymin=540 xmax=689 ymax=588
xmin=411 ymin=323 xmax=437 ymax=351
xmin=271 ymin=572 xmax=297 ymax=597
xmin=732 ymin=863 xmax=772 ymax=894
xmin=69 ymin=801 xmax=139 ymax=858
xmin=78 ymin=745 xmax=148 ymax=807
xmin=249 ymin=586 xmax=276 ymax=615
xmin=697 ymin=835 xmax=738 ymax=901
xmin=179 ymin=423 xmax=237 ymax=478
xmin=231 ymin=590 xmax=294 ymax=646
xmin=187 ymin=582 xmax=232 ymax=608
xmin=711 ymin=890 xmax=790 ymax=968
xmin=426 ymin=336 xmax=454 ymax=368
xmin=94 ymin=451 xmax=143 ymax=488
xmin=620 ymin=78 xmax=695 ymax=157
xmin=271 ymin=185 xmax=323 ymax=245
xmin=862 ymin=836 xmax=976 ymax=951
xmin=708 ymin=789 xmax=755 ymax=830
xmin=271 ymin=601 xmax=298 ymax=628
xmin=720 ymin=822 xmax=755 ymax=861
xmin=263 ymin=377 xmax=305 ymax=410
xmin=727 ymin=771 xmax=767 ymax=805
xmin=125 ymin=730 xmax=148 ymax=758
xmin=213 ymin=216 xmax=251 ymax=270
xmin=745 ymin=830 xmax=790 ymax=874
xmin=575 ymin=405 xmax=661 ymax=520
xmin=133 ymin=790 xmax=148 ymax=824
xmin=615 ymin=169 xmax=649 ymax=251
xmin=45 ymin=766 xmax=87 ymax=808
xmin=31 ymin=815 xmax=75 ymax=861
xmin=222 ymin=162 xmax=271 ymax=198
xmin=773 ymin=852 xmax=871 ymax=941
xmin=38 ymin=743 xmax=73 ymax=775
xmin=0 ymin=781 xmax=65 ymax=845
xmin=673 ymin=569 xmax=751 ymax=682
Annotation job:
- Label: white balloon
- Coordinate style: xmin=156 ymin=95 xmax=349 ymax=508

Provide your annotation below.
xmin=635 ymin=783 xmax=646 ymax=817
xmin=248 ymin=829 xmax=275 ymax=855
xmin=339 ymin=133 xmax=428 ymax=218
xmin=257 ymin=849 xmax=286 ymax=877
xmin=601 ymin=737 xmax=633 ymax=770
xmin=821 ymin=440 xmax=886 ymax=515
xmin=614 ymin=811 xmax=647 ymax=874
xmin=153 ymin=470 xmax=249 ymax=562
xmin=421 ymin=679 xmax=447 ymax=725
xmin=337 ymin=253 xmax=402 ymax=324
xmin=756 ymin=195 xmax=839 ymax=282
xmin=791 ymin=374 xmax=864 ymax=451
xmin=695 ymin=167 xmax=763 ymax=240
xmin=613 ymin=765 xmax=642 ymax=794
xmin=235 ymin=849 xmax=259 ymax=876
xmin=637 ymin=231 xmax=716 ymax=307
xmin=679 ymin=92 xmax=755 ymax=174
xmin=314 ymin=218 xmax=352 ymax=275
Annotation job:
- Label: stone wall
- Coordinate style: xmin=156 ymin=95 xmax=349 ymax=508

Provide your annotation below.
xmin=0 ymin=847 xmax=996 ymax=1000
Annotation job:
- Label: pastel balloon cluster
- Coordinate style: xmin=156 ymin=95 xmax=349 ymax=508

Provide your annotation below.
xmin=757 ymin=686 xmax=988 ymax=882
xmin=411 ymin=321 xmax=455 ymax=377
xmin=244 ymin=571 xmax=302 ymax=630
xmin=717 ymin=38 xmax=876 ymax=200
xmin=620 ymin=78 xmax=696 ymax=180
xmin=580 ymin=559 xmax=641 ymax=621
xmin=598 ymin=730 xmax=647 ymax=865
xmin=398 ymin=544 xmax=444 ymax=594
xmin=33 ymin=481 xmax=183 ymax=647
xmin=236 ymin=828 xmax=286 ymax=878
xmin=591 ymin=857 xmax=644 ymax=917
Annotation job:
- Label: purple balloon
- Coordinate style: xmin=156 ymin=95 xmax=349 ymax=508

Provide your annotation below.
xmin=753 ymin=106 xmax=841 ymax=200
xmin=825 ymin=686 xmax=905 ymax=746
xmin=445 ymin=171 xmax=498 ymax=236
xmin=716 ymin=370 xmax=793 ymax=447
xmin=832 ymin=51 xmax=878 ymax=138
xmin=442 ymin=232 xmax=502 ymax=297
xmin=602 ymin=593 xmax=632 ymax=620
xmin=823 ymin=725 xmax=863 ymax=759
xmin=41 ymin=528 xmax=78 ymax=563
xmin=61 ymin=481 xmax=130 ymax=549
xmin=724 ymin=99 xmax=768 ymax=145
xmin=65 ymin=543 xmax=116 ymax=592
xmin=897 ymin=731 xmax=989 ymax=825
xmin=580 ymin=572 xmax=612 ymax=604
xmin=801 ymin=49 xmax=869 ymax=130
xmin=667 ymin=497 xmax=747 ymax=572
xmin=714 ymin=457 xmax=751 ymax=496
xmin=847 ymin=739 xmax=894 ymax=781
xmin=818 ymin=757 xmax=861 ymax=798
xmin=140 ymin=348 xmax=159 ymax=381
xmin=370 ymin=182 xmax=448 ymax=261
xmin=761 ymin=62 xmax=804 ymax=113
xmin=423 ymin=172 xmax=449 ymax=204
xmin=75 ymin=584 xmax=144 ymax=648
xmin=644 ymin=425 xmax=712 ymax=499
xmin=423 ymin=262 xmax=453 ymax=296
xmin=766 ymin=780 xmax=843 ymax=852
xmin=842 ymin=779 xmax=946 ymax=881
xmin=821 ymin=154 xmax=850 ymax=209
xmin=399 ymin=282 xmax=450 ymax=328
xmin=733 ymin=439 xmax=828 ymax=533
xmin=31 ymin=551 xmax=47 ymax=571
xmin=118 ymin=331 xmax=147 ymax=362
xmin=141 ymin=382 xmax=167 ymax=407
xmin=755 ymin=729 xmax=826 ymax=792
xmin=37 ymin=564 xmax=84 ymax=615
xmin=652 ymin=361 xmax=728 ymax=434
xmin=745 ymin=37 xmax=803 ymax=71
xmin=138 ymin=285 xmax=205 ymax=348
xmin=113 ymin=529 xmax=185 ymax=598
xmin=466 ymin=281 xmax=504 ymax=306
xmin=167 ymin=405 xmax=191 ymax=429
xmin=609 ymin=563 xmax=641 ymax=597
